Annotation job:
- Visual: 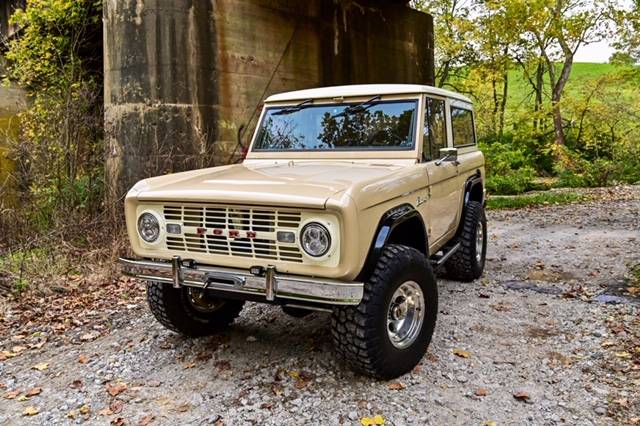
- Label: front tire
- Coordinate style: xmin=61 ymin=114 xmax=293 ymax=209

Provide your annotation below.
xmin=147 ymin=282 xmax=244 ymax=337
xmin=332 ymin=245 xmax=438 ymax=379
xmin=445 ymin=200 xmax=487 ymax=282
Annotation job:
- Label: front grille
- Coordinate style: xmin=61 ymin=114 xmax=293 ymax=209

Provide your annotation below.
xmin=162 ymin=204 xmax=304 ymax=263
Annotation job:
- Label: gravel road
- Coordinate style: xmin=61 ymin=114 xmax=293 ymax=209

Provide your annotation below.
xmin=1 ymin=187 xmax=639 ymax=425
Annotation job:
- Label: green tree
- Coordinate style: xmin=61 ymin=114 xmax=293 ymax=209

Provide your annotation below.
xmin=3 ymin=0 xmax=103 ymax=232
xmin=412 ymin=0 xmax=478 ymax=88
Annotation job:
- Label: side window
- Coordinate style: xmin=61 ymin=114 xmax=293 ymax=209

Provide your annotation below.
xmin=450 ymin=107 xmax=475 ymax=147
xmin=422 ymin=98 xmax=447 ymax=161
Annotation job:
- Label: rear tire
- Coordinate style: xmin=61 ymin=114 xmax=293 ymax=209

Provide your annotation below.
xmin=332 ymin=244 xmax=438 ymax=379
xmin=147 ymin=282 xmax=244 ymax=337
xmin=445 ymin=200 xmax=487 ymax=282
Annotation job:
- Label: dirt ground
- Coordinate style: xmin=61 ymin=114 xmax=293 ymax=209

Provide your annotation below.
xmin=1 ymin=186 xmax=639 ymax=426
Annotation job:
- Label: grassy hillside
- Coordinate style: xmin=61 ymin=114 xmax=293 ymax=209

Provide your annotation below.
xmin=506 ymin=62 xmax=634 ymax=112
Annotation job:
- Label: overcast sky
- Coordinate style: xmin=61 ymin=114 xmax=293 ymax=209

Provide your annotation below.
xmin=575 ymin=40 xmax=616 ymax=63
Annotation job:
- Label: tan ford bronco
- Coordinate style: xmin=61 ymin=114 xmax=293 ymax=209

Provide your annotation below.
xmin=120 ymin=84 xmax=486 ymax=379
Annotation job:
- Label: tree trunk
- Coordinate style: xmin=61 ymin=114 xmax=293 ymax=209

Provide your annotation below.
xmin=491 ymin=75 xmax=498 ymax=134
xmin=551 ymin=95 xmax=565 ymax=146
xmin=499 ymin=69 xmax=508 ymax=136
xmin=533 ymin=61 xmax=544 ymax=131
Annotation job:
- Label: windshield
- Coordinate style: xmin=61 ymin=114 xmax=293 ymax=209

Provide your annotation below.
xmin=252 ymin=99 xmax=418 ymax=152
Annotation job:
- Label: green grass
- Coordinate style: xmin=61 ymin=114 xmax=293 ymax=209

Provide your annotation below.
xmin=486 ymin=191 xmax=590 ymax=210
xmin=506 ymin=62 xmax=635 ymax=113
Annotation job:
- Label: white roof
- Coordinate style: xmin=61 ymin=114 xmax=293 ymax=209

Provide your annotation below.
xmin=265 ymin=84 xmax=472 ymax=104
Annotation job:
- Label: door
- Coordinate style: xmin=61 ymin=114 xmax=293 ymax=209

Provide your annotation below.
xmin=419 ymin=96 xmax=462 ymax=247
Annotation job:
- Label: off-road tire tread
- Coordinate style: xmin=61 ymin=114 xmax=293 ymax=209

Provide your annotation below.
xmin=445 ymin=201 xmax=486 ymax=282
xmin=331 ymin=244 xmax=437 ymax=379
xmin=147 ymin=282 xmax=244 ymax=337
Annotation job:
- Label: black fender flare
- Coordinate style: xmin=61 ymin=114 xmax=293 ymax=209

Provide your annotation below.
xmin=357 ymin=204 xmax=428 ymax=281
xmin=463 ymin=170 xmax=484 ymax=206
xmin=457 ymin=170 xmax=484 ymax=237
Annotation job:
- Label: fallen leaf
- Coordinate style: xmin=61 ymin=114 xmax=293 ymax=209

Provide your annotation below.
xmin=23 ymin=406 xmax=39 ymax=416
xmin=475 ymin=388 xmax=489 ymax=397
xmin=70 ymin=379 xmax=83 ymax=389
xmin=147 ymin=380 xmax=161 ymax=387
xmin=176 ymin=402 xmax=191 ymax=413
xmin=271 ymin=384 xmax=283 ymax=396
xmin=32 ymin=363 xmax=49 ymax=371
xmin=260 ymin=401 xmax=274 ymax=409
xmin=613 ymin=398 xmax=629 ymax=408
xmin=615 ymin=351 xmax=632 ymax=359
xmin=12 ymin=345 xmax=27 ymax=354
xmin=0 ymin=351 xmax=17 ymax=361
xmin=111 ymin=417 xmax=126 ymax=426
xmin=67 ymin=410 xmax=77 ymax=419
xmin=17 ymin=395 xmax=30 ymax=401
xmin=513 ymin=391 xmax=531 ymax=402
xmin=138 ymin=414 xmax=155 ymax=426
xmin=288 ymin=370 xmax=301 ymax=380
xmin=79 ymin=404 xmax=91 ymax=415
xmin=214 ymin=421 xmax=224 ymax=426
xmin=361 ymin=415 xmax=385 ymax=426
xmin=80 ymin=332 xmax=99 ymax=342
xmin=106 ymin=382 xmax=128 ymax=397
xmin=110 ymin=400 xmax=124 ymax=414
xmin=183 ymin=362 xmax=196 ymax=369
xmin=490 ymin=303 xmax=512 ymax=312
xmin=26 ymin=387 xmax=42 ymax=397
xmin=294 ymin=380 xmax=309 ymax=390
xmin=387 ymin=382 xmax=406 ymax=391
xmin=484 ymin=421 xmax=497 ymax=426
xmin=77 ymin=354 xmax=89 ymax=364
xmin=98 ymin=407 xmax=113 ymax=416
xmin=453 ymin=348 xmax=471 ymax=358
xmin=4 ymin=390 xmax=21 ymax=399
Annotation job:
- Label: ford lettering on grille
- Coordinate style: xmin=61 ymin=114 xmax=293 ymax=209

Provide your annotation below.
xmin=162 ymin=204 xmax=303 ymax=263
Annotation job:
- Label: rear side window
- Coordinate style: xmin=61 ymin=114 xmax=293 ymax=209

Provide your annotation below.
xmin=451 ymin=107 xmax=475 ymax=147
xmin=422 ymin=98 xmax=447 ymax=161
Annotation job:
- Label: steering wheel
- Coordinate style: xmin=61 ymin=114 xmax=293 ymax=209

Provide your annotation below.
xmin=365 ymin=130 xmax=404 ymax=146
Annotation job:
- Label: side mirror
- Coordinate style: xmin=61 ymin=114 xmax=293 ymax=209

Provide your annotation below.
xmin=435 ymin=147 xmax=458 ymax=166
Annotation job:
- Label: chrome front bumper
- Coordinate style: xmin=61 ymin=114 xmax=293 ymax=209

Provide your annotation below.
xmin=118 ymin=257 xmax=363 ymax=306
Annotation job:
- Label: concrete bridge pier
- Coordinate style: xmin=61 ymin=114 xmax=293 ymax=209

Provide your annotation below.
xmin=103 ymin=0 xmax=434 ymax=202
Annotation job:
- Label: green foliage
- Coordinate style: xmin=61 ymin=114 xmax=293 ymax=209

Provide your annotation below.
xmin=479 ymin=139 xmax=537 ymax=195
xmin=2 ymin=0 xmax=103 ymax=243
xmin=486 ymin=191 xmax=589 ymax=210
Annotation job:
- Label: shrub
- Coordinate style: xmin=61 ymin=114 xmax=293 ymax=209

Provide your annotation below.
xmin=479 ymin=139 xmax=537 ymax=195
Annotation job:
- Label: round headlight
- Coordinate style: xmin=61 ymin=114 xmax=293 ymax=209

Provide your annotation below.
xmin=301 ymin=222 xmax=331 ymax=257
xmin=137 ymin=213 xmax=160 ymax=243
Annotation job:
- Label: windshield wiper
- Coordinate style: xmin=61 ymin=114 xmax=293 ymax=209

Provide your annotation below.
xmin=272 ymin=99 xmax=314 ymax=116
xmin=331 ymin=95 xmax=382 ymax=118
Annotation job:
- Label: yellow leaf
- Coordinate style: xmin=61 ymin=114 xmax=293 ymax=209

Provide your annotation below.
xmin=23 ymin=406 xmax=39 ymax=416
xmin=453 ymin=348 xmax=471 ymax=358
xmin=387 ymin=382 xmax=406 ymax=391
xmin=79 ymin=404 xmax=90 ymax=415
xmin=17 ymin=395 xmax=29 ymax=401
xmin=484 ymin=421 xmax=497 ymax=426
xmin=32 ymin=363 xmax=49 ymax=371
xmin=615 ymin=351 xmax=631 ymax=359
xmin=288 ymin=371 xmax=301 ymax=380
xmin=361 ymin=415 xmax=385 ymax=426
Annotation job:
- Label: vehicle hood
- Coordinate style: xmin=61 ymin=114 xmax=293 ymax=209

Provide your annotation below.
xmin=129 ymin=161 xmax=413 ymax=209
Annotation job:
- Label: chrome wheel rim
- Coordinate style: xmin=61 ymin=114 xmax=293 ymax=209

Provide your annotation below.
xmin=387 ymin=281 xmax=425 ymax=349
xmin=475 ymin=224 xmax=484 ymax=263
xmin=187 ymin=288 xmax=224 ymax=313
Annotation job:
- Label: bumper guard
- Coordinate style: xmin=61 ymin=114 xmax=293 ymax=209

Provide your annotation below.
xmin=118 ymin=256 xmax=363 ymax=306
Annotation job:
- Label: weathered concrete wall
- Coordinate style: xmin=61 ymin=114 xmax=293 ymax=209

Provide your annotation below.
xmin=104 ymin=0 xmax=434 ymax=201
